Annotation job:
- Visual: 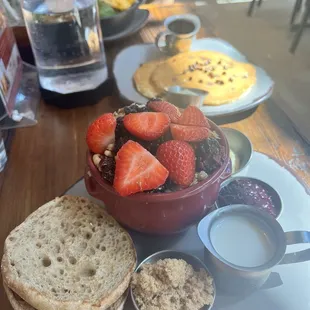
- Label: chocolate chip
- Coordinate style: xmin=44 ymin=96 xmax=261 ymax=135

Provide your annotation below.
xmin=189 ymin=64 xmax=196 ymax=71
xmin=222 ymin=72 xmax=226 ymax=75
xmin=199 ymin=80 xmax=203 ymax=83
xmin=218 ymin=60 xmax=222 ymax=65
xmin=229 ymin=78 xmax=234 ymax=82
xmin=208 ymin=73 xmax=215 ymax=79
xmin=216 ymin=80 xmax=224 ymax=85
xmin=204 ymin=67 xmax=211 ymax=73
xmin=189 ymin=77 xmax=192 ymax=81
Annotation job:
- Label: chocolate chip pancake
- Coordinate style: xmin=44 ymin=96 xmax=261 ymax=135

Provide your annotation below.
xmin=134 ymin=50 xmax=256 ymax=106
xmin=133 ymin=60 xmax=164 ymax=99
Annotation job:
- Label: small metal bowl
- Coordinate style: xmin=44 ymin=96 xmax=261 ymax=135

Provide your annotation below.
xmin=216 ymin=176 xmax=283 ymax=219
xmin=164 ymin=85 xmax=208 ymax=109
xmin=222 ymin=128 xmax=253 ymax=175
xmin=130 ymin=250 xmax=216 ymax=310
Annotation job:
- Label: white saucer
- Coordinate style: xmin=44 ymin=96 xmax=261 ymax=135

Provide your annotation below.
xmin=103 ymin=9 xmax=149 ymax=42
xmin=66 ymin=152 xmax=310 ymax=310
xmin=113 ymin=38 xmax=274 ymax=117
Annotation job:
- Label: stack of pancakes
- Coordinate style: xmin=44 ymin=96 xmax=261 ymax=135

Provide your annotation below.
xmin=134 ymin=50 xmax=256 ymax=106
xmin=1 ymin=196 xmax=137 ymax=310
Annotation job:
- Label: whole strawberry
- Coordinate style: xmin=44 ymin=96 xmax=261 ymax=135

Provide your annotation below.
xmin=156 ymin=140 xmax=195 ymax=187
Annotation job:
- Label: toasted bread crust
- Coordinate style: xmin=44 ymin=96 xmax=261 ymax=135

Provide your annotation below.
xmin=1 ymin=196 xmax=136 ymax=310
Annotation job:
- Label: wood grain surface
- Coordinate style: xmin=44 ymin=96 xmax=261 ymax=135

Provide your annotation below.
xmin=0 ymin=3 xmax=309 ymax=309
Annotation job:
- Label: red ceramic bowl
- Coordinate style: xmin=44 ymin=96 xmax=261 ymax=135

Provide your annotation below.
xmin=85 ymin=120 xmax=231 ymax=235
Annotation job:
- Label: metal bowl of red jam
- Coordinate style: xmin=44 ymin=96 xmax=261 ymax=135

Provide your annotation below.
xmin=216 ymin=176 xmax=283 ymax=219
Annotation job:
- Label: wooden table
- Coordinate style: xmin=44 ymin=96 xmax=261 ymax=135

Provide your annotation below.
xmin=0 ymin=3 xmax=309 ymax=309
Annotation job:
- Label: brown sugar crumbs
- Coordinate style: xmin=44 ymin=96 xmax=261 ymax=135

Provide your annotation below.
xmin=132 ymin=258 xmax=214 ymax=310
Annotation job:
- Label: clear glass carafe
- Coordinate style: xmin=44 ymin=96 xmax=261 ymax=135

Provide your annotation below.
xmin=22 ymin=0 xmax=107 ymax=94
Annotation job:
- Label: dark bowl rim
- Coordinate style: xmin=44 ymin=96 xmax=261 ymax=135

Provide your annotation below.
xmin=99 ymin=0 xmax=144 ymax=20
xmin=87 ymin=119 xmax=230 ymax=201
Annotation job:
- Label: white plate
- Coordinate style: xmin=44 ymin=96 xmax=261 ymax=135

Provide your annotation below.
xmin=66 ymin=152 xmax=310 ymax=310
xmin=113 ymin=38 xmax=274 ymax=117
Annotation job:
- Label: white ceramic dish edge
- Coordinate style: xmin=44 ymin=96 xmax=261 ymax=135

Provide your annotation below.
xmin=113 ymin=38 xmax=274 ymax=117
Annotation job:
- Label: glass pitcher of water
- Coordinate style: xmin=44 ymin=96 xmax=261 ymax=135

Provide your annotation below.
xmin=21 ymin=0 xmax=107 ymax=94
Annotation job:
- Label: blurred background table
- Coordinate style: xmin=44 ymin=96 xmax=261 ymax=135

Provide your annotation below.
xmin=0 ymin=2 xmax=309 ymax=309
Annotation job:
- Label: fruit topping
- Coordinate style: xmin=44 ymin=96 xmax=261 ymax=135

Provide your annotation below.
xmin=147 ymin=99 xmax=181 ymax=123
xmin=86 ymin=113 xmax=116 ymax=154
xmin=194 ymin=138 xmax=226 ymax=174
xmin=124 ymin=103 xmax=148 ymax=114
xmin=156 ymin=140 xmax=195 ymax=186
xmin=113 ymin=140 xmax=169 ymax=196
xmin=178 ymin=106 xmax=210 ymax=128
xmin=89 ymin=100 xmax=227 ymax=195
xmin=113 ymin=103 xmax=149 ymax=119
xmin=217 ymin=179 xmax=278 ymax=218
xmin=124 ymin=112 xmax=170 ymax=141
xmin=170 ymin=124 xmax=209 ymax=142
xmin=99 ymin=155 xmax=116 ymax=184
xmin=144 ymin=179 xmax=177 ymax=193
xmin=115 ymin=115 xmax=171 ymax=155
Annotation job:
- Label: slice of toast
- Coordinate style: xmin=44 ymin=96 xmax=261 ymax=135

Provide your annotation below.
xmin=3 ymin=281 xmax=35 ymax=310
xmin=1 ymin=196 xmax=136 ymax=310
xmin=3 ymin=281 xmax=128 ymax=310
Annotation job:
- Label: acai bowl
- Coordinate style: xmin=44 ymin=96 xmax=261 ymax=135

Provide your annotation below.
xmin=85 ymin=100 xmax=231 ymax=234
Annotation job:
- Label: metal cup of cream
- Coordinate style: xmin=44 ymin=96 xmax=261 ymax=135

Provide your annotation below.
xmin=197 ymin=205 xmax=310 ymax=295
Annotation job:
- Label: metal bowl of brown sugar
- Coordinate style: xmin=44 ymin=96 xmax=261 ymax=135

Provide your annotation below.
xmin=130 ymin=250 xmax=216 ymax=310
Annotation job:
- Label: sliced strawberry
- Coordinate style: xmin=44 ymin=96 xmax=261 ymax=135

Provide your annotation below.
xmin=124 ymin=112 xmax=170 ymax=141
xmin=178 ymin=106 xmax=210 ymax=128
xmin=156 ymin=140 xmax=195 ymax=186
xmin=86 ymin=113 xmax=116 ymax=154
xmin=170 ymin=124 xmax=209 ymax=142
xmin=114 ymin=140 xmax=169 ymax=196
xmin=147 ymin=99 xmax=181 ymax=123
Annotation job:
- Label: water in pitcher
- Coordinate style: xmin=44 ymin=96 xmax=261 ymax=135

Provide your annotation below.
xmin=22 ymin=0 xmax=107 ymax=94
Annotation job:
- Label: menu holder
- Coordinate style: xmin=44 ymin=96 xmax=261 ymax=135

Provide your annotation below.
xmin=0 ymin=8 xmax=39 ymax=130
xmin=0 ymin=62 xmax=39 ymax=129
